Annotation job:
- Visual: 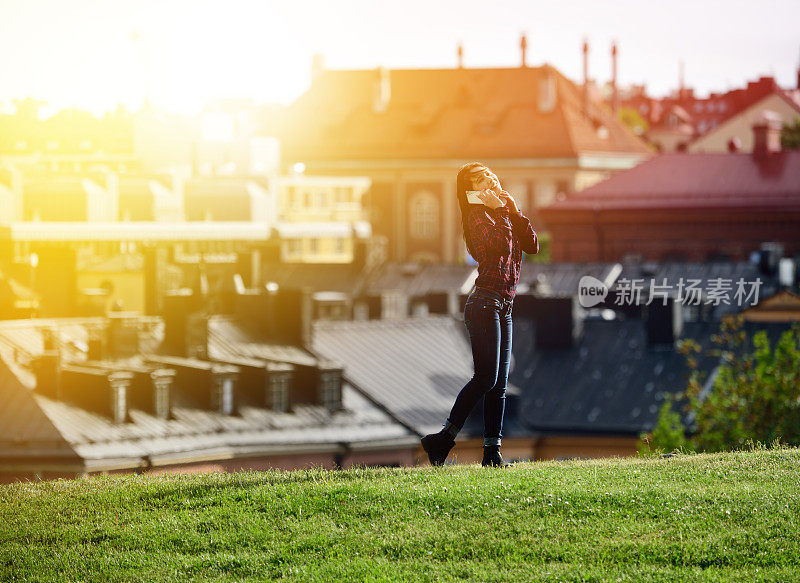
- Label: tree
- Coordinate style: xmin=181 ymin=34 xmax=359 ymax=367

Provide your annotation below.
xmin=678 ymin=315 xmax=800 ymax=452
xmin=782 ymin=117 xmax=800 ymax=150
xmin=617 ymin=107 xmax=649 ymax=137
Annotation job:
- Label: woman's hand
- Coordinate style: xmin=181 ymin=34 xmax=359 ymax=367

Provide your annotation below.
xmin=476 ymin=189 xmax=506 ymax=210
xmin=497 ymin=190 xmax=519 ymax=213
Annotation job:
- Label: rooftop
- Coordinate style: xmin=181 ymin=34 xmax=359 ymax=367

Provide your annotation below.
xmin=267 ymin=65 xmax=651 ymax=162
xmin=541 ymin=151 xmax=800 ymax=211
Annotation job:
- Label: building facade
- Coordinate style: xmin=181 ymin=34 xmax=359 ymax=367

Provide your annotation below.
xmin=265 ymin=50 xmax=652 ymax=263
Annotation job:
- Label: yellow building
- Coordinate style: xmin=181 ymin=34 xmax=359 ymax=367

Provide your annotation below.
xmin=274 ymin=175 xmax=372 ymax=264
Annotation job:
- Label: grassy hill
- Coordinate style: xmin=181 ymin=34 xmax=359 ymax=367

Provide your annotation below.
xmin=2 ymin=447 xmax=799 ymax=582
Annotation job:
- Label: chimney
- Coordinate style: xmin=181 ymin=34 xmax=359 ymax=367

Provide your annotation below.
xmin=274 ymin=287 xmax=314 ymax=347
xmin=373 ymin=66 xmax=391 ymax=113
xmin=758 ymin=241 xmax=784 ymax=276
xmin=311 ymin=53 xmax=325 ymax=81
xmin=106 ymin=312 xmax=140 ymax=358
xmin=32 ymin=328 xmax=61 ymax=399
xmin=611 ymin=40 xmax=619 ymax=114
xmin=162 ymin=289 xmax=208 ymax=359
xmin=582 ymin=38 xmax=590 ymax=120
xmin=525 ymin=296 xmax=584 ymax=349
xmin=235 ymin=282 xmax=279 ymax=337
xmin=752 ymin=111 xmax=783 ymax=159
xmin=234 ymin=284 xmax=313 ymax=346
xmin=457 ymin=42 xmax=464 ymax=69
xmin=520 ymin=33 xmax=528 ymax=68
xmin=644 ymin=297 xmax=683 ymax=347
xmin=86 ymin=323 xmax=104 ymax=360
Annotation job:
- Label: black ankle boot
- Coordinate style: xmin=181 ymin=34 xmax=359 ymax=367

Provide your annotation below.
xmin=482 ymin=445 xmax=507 ymax=467
xmin=420 ymin=430 xmax=455 ymax=466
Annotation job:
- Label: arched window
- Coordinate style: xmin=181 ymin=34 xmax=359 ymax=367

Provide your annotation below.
xmin=409 ymin=191 xmax=439 ymax=239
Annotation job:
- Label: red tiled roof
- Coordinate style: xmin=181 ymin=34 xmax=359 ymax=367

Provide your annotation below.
xmin=266 ymin=65 xmax=651 ymax=161
xmin=541 ymin=151 xmax=800 ymax=211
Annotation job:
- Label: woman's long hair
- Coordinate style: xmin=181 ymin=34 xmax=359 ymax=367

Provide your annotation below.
xmin=457 ymin=162 xmax=486 ymax=260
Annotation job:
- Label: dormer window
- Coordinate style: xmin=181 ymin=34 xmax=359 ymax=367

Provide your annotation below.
xmin=269 ymin=373 xmax=290 ymax=413
xmin=217 ymin=377 xmax=235 ymax=415
xmin=319 ymin=371 xmax=342 ymax=411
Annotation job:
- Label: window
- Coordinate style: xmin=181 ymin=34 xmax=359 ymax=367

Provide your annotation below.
xmin=268 ymin=374 xmax=290 ymax=412
xmin=335 ymin=238 xmax=345 ymax=254
xmin=409 ymin=191 xmax=439 ymax=239
xmin=309 ymin=239 xmax=319 ymax=254
xmin=288 ymin=239 xmax=301 ymax=256
xmin=319 ymin=371 xmax=341 ymax=411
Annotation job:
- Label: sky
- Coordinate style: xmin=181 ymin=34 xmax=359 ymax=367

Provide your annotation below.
xmin=0 ymin=0 xmax=798 ymax=115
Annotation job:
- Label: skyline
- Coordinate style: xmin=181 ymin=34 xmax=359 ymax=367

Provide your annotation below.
xmin=0 ymin=0 xmax=799 ymax=115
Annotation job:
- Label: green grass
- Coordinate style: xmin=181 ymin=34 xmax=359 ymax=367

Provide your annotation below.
xmin=2 ymin=447 xmax=799 ymax=582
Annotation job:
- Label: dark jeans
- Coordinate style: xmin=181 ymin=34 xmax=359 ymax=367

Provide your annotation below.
xmin=446 ymin=286 xmax=513 ymax=446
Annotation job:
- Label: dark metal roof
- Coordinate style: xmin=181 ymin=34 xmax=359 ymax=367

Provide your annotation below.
xmin=0 ymin=317 xmax=416 ymax=470
xmin=310 ymin=315 xmax=523 ymax=436
xmin=518 ymin=262 xmax=622 ymax=298
xmin=364 ymin=263 xmax=477 ymax=297
xmin=611 ymin=260 xmax=781 ymax=319
xmin=261 ymin=262 xmax=371 ymax=296
xmin=510 ymin=315 xmax=796 ymax=435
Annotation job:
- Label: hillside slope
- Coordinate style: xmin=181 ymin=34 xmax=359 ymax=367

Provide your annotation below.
xmin=2 ymin=448 xmax=799 ymax=582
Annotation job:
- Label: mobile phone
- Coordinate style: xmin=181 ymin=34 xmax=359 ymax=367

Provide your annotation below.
xmin=466 ymin=190 xmax=505 ymax=206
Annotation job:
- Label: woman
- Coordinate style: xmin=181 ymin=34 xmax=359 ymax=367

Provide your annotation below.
xmin=421 ymin=162 xmax=539 ymax=467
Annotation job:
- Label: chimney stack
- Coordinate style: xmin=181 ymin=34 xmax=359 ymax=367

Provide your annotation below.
xmin=752 ymin=110 xmax=783 ymax=160
xmin=611 ymin=40 xmax=619 ymax=114
xmin=311 ymin=53 xmax=325 ymax=81
xmin=457 ymin=42 xmax=464 ymax=69
xmin=163 ymin=289 xmax=208 ymax=359
xmin=523 ymin=296 xmax=584 ymax=349
xmin=234 ymin=284 xmax=314 ymax=347
xmin=644 ymin=297 xmax=683 ymax=347
xmin=520 ymin=34 xmax=528 ymax=68
xmin=32 ymin=328 xmax=60 ymax=399
xmin=372 ymin=66 xmax=391 ymax=113
xmin=582 ymin=38 xmax=590 ymax=121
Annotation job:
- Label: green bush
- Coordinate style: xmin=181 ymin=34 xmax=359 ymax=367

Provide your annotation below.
xmin=679 ymin=316 xmax=800 ymax=452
